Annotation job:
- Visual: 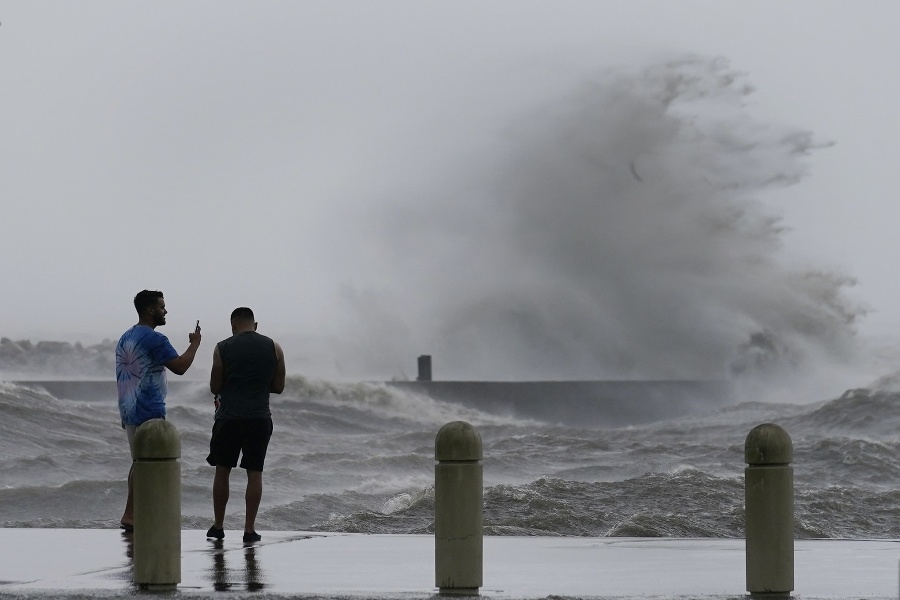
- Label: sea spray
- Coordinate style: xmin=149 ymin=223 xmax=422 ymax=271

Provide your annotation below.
xmin=333 ymin=57 xmax=864 ymax=390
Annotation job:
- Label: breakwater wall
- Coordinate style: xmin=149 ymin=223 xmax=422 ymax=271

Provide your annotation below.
xmin=387 ymin=379 xmax=733 ymax=427
xmin=10 ymin=378 xmax=733 ymax=427
xmin=8 ymin=380 xmax=200 ymax=402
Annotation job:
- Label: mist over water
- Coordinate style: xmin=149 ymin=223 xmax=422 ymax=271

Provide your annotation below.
xmin=333 ymin=58 xmax=865 ymax=388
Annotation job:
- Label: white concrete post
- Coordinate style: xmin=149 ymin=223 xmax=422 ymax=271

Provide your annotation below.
xmin=133 ymin=418 xmax=181 ymax=590
xmin=745 ymin=423 xmax=794 ymax=598
xmin=435 ymin=421 xmax=483 ymax=595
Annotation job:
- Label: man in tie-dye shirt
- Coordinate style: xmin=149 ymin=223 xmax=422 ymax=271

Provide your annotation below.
xmin=115 ymin=289 xmax=202 ymax=531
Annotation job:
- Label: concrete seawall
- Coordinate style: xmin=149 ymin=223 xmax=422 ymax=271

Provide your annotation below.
xmin=10 ymin=378 xmax=733 ymax=427
xmin=387 ymin=380 xmax=732 ymax=426
xmin=9 ymin=379 xmax=201 ymax=401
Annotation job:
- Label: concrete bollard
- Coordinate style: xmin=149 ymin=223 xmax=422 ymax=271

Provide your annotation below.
xmin=434 ymin=421 xmax=483 ymax=595
xmin=133 ymin=418 xmax=182 ymax=590
xmin=745 ymin=423 xmax=794 ymax=598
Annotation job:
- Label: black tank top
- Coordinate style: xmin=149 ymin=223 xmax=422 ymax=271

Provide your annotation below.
xmin=216 ymin=331 xmax=276 ymax=420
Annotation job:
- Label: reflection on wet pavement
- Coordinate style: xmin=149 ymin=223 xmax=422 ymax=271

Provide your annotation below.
xmin=121 ymin=528 xmax=266 ymax=592
xmin=208 ymin=539 xmax=266 ymax=592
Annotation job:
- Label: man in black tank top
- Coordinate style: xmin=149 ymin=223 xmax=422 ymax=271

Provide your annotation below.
xmin=205 ymin=307 xmax=286 ymax=543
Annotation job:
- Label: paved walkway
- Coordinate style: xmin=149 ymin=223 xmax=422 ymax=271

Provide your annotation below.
xmin=0 ymin=529 xmax=897 ymax=599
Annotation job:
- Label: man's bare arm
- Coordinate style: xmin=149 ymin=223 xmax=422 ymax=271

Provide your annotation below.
xmin=209 ymin=345 xmax=224 ymax=395
xmin=270 ymin=342 xmax=286 ymax=394
xmin=166 ymin=327 xmax=201 ymax=376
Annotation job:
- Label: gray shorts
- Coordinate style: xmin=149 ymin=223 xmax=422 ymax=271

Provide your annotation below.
xmin=124 ymin=418 xmax=167 ymax=458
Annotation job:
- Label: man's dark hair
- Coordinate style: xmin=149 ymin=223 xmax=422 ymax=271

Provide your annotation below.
xmin=134 ymin=290 xmax=164 ymax=316
xmin=230 ymin=307 xmax=255 ymax=323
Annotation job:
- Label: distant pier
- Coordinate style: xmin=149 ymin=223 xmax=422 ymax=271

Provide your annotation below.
xmin=386 ymin=379 xmax=732 ymax=427
xmin=10 ymin=374 xmax=734 ymax=428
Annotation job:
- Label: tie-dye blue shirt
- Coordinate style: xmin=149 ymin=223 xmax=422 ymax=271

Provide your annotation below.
xmin=115 ymin=325 xmax=179 ymax=426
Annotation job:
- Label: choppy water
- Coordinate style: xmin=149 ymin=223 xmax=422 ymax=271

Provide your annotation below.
xmin=1 ymin=376 xmax=897 ymax=539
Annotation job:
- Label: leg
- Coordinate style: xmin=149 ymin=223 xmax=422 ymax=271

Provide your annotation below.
xmin=238 ymin=418 xmax=272 ymax=538
xmin=121 ymin=425 xmax=137 ymax=528
xmin=213 ymin=465 xmax=232 ymax=529
xmin=244 ymin=470 xmax=263 ymax=534
xmin=208 ymin=419 xmax=240 ymax=533
xmin=121 ymin=463 xmax=134 ymax=527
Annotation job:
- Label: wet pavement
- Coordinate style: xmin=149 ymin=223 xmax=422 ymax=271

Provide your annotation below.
xmin=0 ymin=529 xmax=897 ymax=599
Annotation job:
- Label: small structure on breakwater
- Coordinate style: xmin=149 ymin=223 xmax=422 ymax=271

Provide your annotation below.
xmin=387 ymin=354 xmax=733 ymax=427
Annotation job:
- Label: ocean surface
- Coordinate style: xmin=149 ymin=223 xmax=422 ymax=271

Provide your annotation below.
xmin=0 ymin=375 xmax=897 ymax=539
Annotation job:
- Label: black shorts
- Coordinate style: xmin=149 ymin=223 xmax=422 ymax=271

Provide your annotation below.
xmin=206 ymin=418 xmax=273 ymax=472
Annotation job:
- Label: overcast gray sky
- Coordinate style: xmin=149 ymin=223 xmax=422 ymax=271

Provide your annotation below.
xmin=2 ymin=1 xmax=899 ymax=386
